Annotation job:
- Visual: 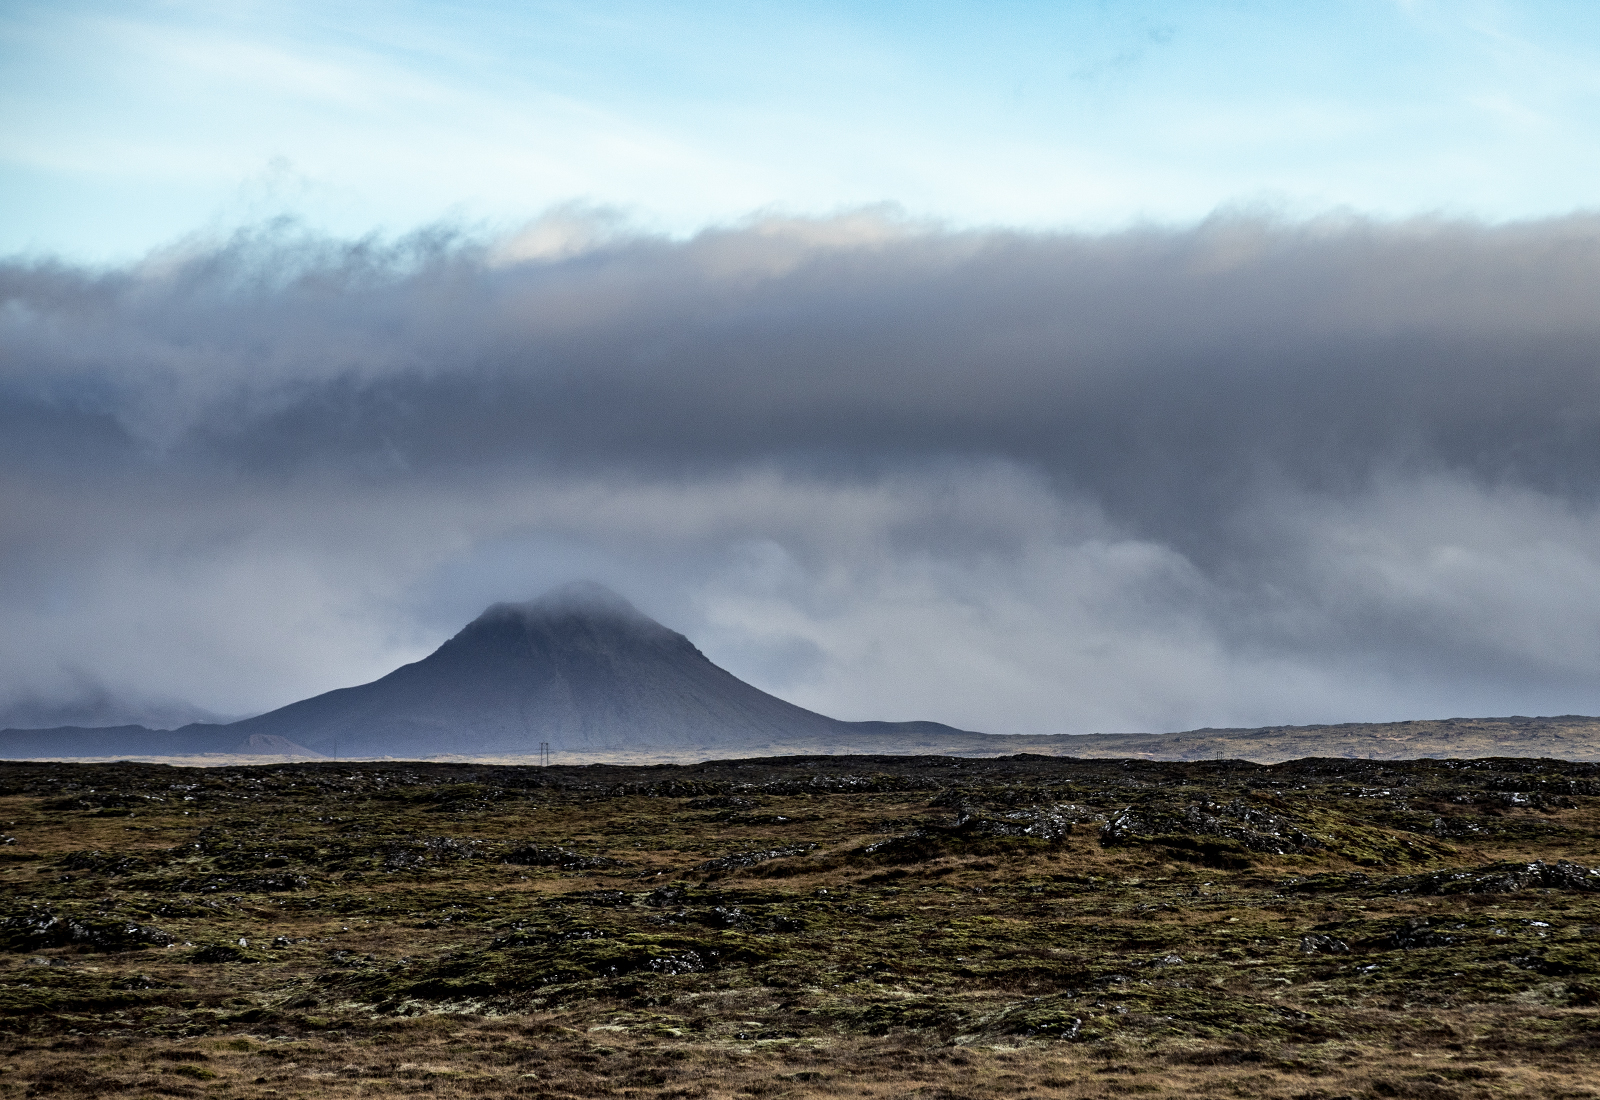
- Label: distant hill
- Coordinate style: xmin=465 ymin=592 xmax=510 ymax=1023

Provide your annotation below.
xmin=799 ymin=714 xmax=1600 ymax=765
xmin=222 ymin=581 xmax=975 ymax=757
xmin=0 ymin=689 xmax=228 ymax=732
xmin=3 ymin=582 xmax=1598 ymax=763
xmin=1011 ymin=714 xmax=1600 ymax=764
xmin=0 ymin=583 xmax=976 ymax=760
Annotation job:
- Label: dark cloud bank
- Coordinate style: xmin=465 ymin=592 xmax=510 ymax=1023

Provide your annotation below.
xmin=5 ymin=210 xmax=1600 ymax=735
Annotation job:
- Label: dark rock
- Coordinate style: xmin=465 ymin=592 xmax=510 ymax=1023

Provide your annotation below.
xmin=169 ymin=873 xmax=309 ymax=893
xmin=1101 ymin=799 xmax=1321 ymax=856
xmin=693 ymin=844 xmax=816 ymax=875
xmin=696 ymin=906 xmax=745 ymax=928
xmin=950 ymin=806 xmax=1078 ymax=841
xmin=1360 ymin=918 xmax=1456 ymax=951
xmin=503 ymin=844 xmax=619 ymax=870
xmin=1390 ymin=859 xmax=1600 ymax=896
xmin=55 ymin=850 xmax=151 ymax=876
xmin=1300 ymin=934 xmax=1351 ymax=955
xmin=0 ymin=907 xmax=175 ymax=953
xmin=647 ymin=950 xmax=704 ymax=975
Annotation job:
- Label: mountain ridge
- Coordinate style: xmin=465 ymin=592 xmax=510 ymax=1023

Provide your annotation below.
xmin=224 ymin=581 xmax=864 ymax=756
xmin=6 ymin=715 xmax=1600 ymax=765
xmin=4 ymin=583 xmax=1599 ymax=762
xmin=0 ymin=583 xmax=982 ymax=759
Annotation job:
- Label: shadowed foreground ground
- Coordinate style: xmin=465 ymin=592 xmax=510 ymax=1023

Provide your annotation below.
xmin=1 ymin=754 xmax=1598 ymax=1098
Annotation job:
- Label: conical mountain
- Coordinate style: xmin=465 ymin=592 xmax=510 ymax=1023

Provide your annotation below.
xmin=227 ymin=582 xmax=854 ymax=756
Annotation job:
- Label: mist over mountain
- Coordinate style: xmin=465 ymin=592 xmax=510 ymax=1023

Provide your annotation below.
xmin=1 ymin=582 xmax=965 ymax=758
xmin=0 ymin=681 xmax=233 ymax=732
xmin=11 ymin=214 xmax=1600 ymax=732
xmin=8 ymin=581 xmax=1600 ymax=764
xmin=226 ymin=581 xmax=882 ymax=756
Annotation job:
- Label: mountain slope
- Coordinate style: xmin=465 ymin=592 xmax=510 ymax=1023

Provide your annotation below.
xmin=14 ymin=583 xmax=1593 ymax=763
xmin=227 ymin=582 xmax=869 ymax=756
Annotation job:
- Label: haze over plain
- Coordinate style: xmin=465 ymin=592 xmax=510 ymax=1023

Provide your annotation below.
xmin=6 ymin=2 xmax=1600 ymax=739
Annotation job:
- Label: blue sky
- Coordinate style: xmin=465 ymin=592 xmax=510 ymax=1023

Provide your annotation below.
xmin=7 ymin=1 xmax=1600 ymax=261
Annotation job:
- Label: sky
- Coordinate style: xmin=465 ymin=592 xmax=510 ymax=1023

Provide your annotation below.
xmin=8 ymin=1 xmax=1600 ymax=260
xmin=5 ymin=3 xmax=1600 ymax=735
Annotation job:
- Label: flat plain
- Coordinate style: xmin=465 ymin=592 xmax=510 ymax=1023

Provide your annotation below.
xmin=1 ymin=753 xmax=1598 ymax=1099
xmin=32 ymin=713 xmax=1600 ymax=770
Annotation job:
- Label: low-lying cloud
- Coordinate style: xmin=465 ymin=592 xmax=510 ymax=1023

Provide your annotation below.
xmin=5 ymin=210 xmax=1600 ymax=733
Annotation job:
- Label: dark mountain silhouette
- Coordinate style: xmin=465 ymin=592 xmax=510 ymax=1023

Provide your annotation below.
xmin=11 ymin=582 xmax=1600 ymax=763
xmin=225 ymin=581 xmax=892 ymax=756
xmin=0 ymin=582 xmax=977 ymax=759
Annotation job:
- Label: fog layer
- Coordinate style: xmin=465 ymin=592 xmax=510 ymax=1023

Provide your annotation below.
xmin=5 ymin=211 xmax=1600 ymax=733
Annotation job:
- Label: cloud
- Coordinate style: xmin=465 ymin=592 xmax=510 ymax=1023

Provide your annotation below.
xmin=0 ymin=671 xmax=230 ymax=731
xmin=5 ymin=209 xmax=1600 ymax=732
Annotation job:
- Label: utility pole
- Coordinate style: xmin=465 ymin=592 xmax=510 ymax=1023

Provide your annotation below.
xmin=540 ymin=741 xmax=550 ymax=767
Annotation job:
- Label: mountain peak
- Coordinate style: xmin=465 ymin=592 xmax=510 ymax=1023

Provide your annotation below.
xmin=227 ymin=579 xmax=849 ymax=755
xmin=476 ymin=581 xmax=651 ymax=626
xmin=531 ymin=580 xmax=645 ymax=618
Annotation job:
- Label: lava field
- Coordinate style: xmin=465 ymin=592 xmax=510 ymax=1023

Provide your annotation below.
xmin=1 ymin=754 xmax=1598 ymax=1099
